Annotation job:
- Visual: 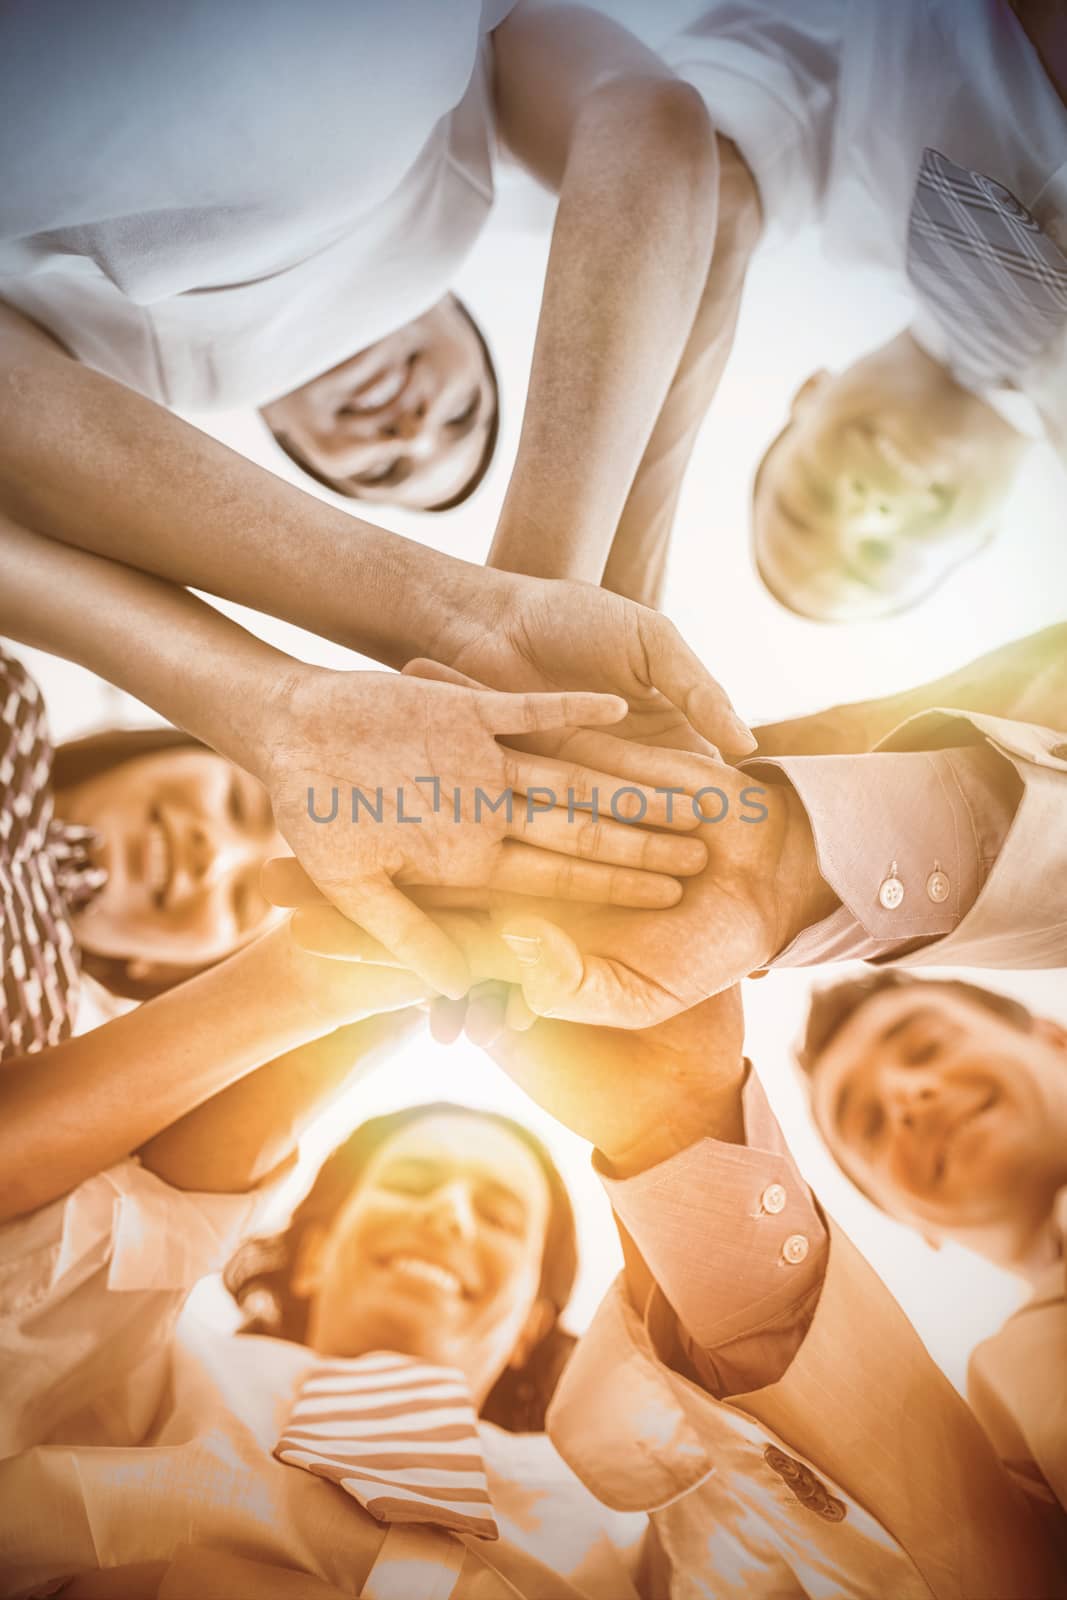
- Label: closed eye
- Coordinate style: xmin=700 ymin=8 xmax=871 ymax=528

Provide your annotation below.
xmin=447 ymin=392 xmax=480 ymax=431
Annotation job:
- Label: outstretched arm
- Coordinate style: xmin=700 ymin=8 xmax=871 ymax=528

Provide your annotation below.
xmin=0 ymin=920 xmax=429 ymax=1222
xmin=488 ymin=3 xmax=724 ymax=583
xmin=753 ymin=622 xmax=1067 ymax=756
xmin=2 ymin=515 xmax=729 ymax=994
xmin=0 ymin=294 xmax=749 ymax=754
xmin=138 ymin=1007 xmax=424 ymax=1195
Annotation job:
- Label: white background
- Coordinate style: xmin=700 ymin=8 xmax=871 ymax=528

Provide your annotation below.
xmin=20 ymin=139 xmax=1066 ymax=1397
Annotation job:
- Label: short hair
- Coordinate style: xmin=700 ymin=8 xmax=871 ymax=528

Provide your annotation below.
xmin=271 ymin=295 xmax=500 ymax=512
xmin=223 ymin=1101 xmax=579 ymax=1433
xmin=797 ymin=970 xmax=1036 ymax=1080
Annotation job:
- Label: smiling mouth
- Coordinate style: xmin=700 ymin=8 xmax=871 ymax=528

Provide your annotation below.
xmin=143 ymin=808 xmax=173 ymax=904
xmin=376 ymin=1254 xmax=470 ymax=1299
xmin=930 ymin=1087 xmax=998 ymax=1187
xmin=341 ymin=356 xmax=415 ymax=418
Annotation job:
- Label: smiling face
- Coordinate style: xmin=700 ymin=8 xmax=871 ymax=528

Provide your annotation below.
xmin=752 ymin=332 xmax=1027 ymax=620
xmin=300 ymin=1113 xmax=553 ymax=1403
xmin=810 ymin=984 xmax=1067 ymax=1266
xmin=261 ymin=296 xmax=497 ymax=510
xmin=56 ymin=747 xmax=288 ymax=969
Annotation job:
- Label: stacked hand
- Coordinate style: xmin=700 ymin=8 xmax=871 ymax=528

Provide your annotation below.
xmin=279 ymin=751 xmax=837 ymax=1028
xmin=256 ymin=665 xmax=719 ymax=998
xmin=425 ymin=570 xmax=755 ymax=758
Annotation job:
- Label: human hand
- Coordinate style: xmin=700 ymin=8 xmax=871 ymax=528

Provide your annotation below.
xmin=476 ymin=987 xmax=746 ymax=1175
xmin=273 ymin=917 xmax=435 ymax=1028
xmin=429 ymin=570 xmax=755 ymax=758
xmin=282 ymin=761 xmax=836 ymax=1028
xmin=258 ymin=664 xmax=708 ymax=997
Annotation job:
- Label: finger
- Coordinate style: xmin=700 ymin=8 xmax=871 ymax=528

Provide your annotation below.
xmin=478 ymin=689 xmax=627 ymax=735
xmin=297 ymin=881 xmax=471 ymax=1000
xmin=291 ymin=907 xmax=405 ymax=964
xmin=403 ymin=658 xmax=489 ymax=691
xmin=528 ymin=731 xmax=725 ymax=819
xmin=429 ymin=996 xmax=469 ymax=1045
xmin=498 ymin=915 xmax=674 ymax=1028
xmin=505 ymin=986 xmax=538 ymax=1033
xmin=295 ymin=904 xmax=521 ymax=991
xmin=261 ymin=856 xmax=328 ymax=909
xmin=463 ymin=982 xmax=510 ymax=1047
xmin=489 ymin=842 xmax=683 ymax=907
xmin=500 ymin=749 xmax=712 ymax=839
xmin=505 ymin=801 xmax=706 ymax=877
xmin=347 ymin=880 xmax=472 ymax=999
xmin=642 ymin=615 xmax=755 ymax=756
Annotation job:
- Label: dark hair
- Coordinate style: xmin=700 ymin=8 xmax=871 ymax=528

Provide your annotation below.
xmin=797 ymin=970 xmax=1036 ymax=1079
xmin=53 ymin=724 xmax=221 ymax=1002
xmin=269 ymin=295 xmax=500 ymax=512
xmin=224 ymin=1102 xmax=579 ymax=1433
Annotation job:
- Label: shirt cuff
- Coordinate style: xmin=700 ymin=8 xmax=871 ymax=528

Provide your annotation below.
xmin=596 ymin=1070 xmax=827 ymax=1354
xmin=32 ymin=1160 xmax=271 ymax=1298
xmin=749 ymin=744 xmax=1016 ymax=965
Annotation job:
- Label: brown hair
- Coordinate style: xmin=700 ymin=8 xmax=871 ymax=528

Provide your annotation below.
xmin=797 ymin=970 xmax=1036 ymax=1079
xmin=54 ymin=724 xmax=220 ymax=1001
xmin=224 ymin=1102 xmax=579 ymax=1433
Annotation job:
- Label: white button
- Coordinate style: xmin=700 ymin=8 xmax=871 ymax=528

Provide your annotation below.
xmin=878 ymin=875 xmax=905 ymax=911
xmin=782 ymin=1234 xmax=809 ymax=1266
xmin=761 ymin=1183 xmax=787 ymax=1215
xmin=926 ymin=869 xmax=950 ymax=904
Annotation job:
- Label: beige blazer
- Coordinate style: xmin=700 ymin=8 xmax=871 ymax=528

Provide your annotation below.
xmin=549 ymin=1221 xmax=1065 ymax=1599
xmin=968 ymin=1189 xmax=1067 ymax=1524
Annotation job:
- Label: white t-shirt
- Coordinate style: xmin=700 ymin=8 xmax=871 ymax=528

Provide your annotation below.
xmin=0 ymin=0 xmax=514 ymax=409
xmin=657 ymin=0 xmax=1067 ymax=447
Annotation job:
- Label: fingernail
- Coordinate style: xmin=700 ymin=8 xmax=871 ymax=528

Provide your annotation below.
xmin=730 ymin=715 xmax=758 ymax=754
xmin=501 ymin=932 xmax=542 ymax=967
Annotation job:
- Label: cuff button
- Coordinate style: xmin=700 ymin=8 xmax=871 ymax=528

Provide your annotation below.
xmin=878 ymin=874 xmax=905 ymax=911
xmin=761 ymin=1183 xmax=787 ymax=1215
xmin=782 ymin=1233 xmax=810 ymax=1265
xmin=926 ymin=868 xmax=950 ymax=903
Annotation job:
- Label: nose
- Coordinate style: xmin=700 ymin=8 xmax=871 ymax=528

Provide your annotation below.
xmin=165 ymin=803 xmax=263 ymax=897
xmin=379 ymin=403 xmax=427 ymax=443
xmin=424 ymin=1179 xmax=477 ymax=1240
xmin=883 ymin=1067 xmax=942 ymax=1130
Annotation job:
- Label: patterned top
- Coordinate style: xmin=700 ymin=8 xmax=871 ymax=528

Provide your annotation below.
xmin=0 ymin=646 xmax=107 ymax=1061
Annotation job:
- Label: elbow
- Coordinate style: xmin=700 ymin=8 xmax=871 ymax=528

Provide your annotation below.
xmin=600 ymin=75 xmax=716 ymax=182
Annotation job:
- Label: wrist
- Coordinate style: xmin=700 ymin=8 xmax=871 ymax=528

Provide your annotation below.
xmin=771 ymin=789 xmax=839 ymax=953
xmin=605 ymin=1078 xmax=746 ymax=1178
xmin=419 ymin=560 xmax=519 ymax=670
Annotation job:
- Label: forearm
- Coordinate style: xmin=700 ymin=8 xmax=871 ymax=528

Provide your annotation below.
xmin=603 ymin=140 xmax=760 ymax=607
xmin=754 ymin=622 xmax=1067 ymax=757
xmin=0 ymin=303 xmax=476 ymax=669
xmin=139 ymin=1007 xmax=423 ymax=1193
xmin=0 ymin=922 xmax=353 ymax=1220
xmin=0 ymin=512 xmax=292 ymax=776
xmin=489 ymin=75 xmax=719 ymax=581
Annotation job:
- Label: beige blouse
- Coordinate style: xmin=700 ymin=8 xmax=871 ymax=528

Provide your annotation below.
xmin=0 ymin=1160 xmax=643 ymax=1600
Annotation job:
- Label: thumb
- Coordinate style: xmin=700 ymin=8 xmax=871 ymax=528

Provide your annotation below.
xmin=496 ymin=915 xmax=657 ymax=1028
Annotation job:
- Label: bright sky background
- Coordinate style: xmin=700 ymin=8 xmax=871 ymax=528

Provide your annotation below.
xmin=20 ymin=104 xmax=1066 ymax=1396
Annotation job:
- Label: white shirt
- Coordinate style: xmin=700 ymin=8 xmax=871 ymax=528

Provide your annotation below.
xmin=0 ymin=1160 xmax=643 ymax=1600
xmin=0 ymin=0 xmax=514 ymax=410
xmin=658 ymin=0 xmax=1067 ymax=448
